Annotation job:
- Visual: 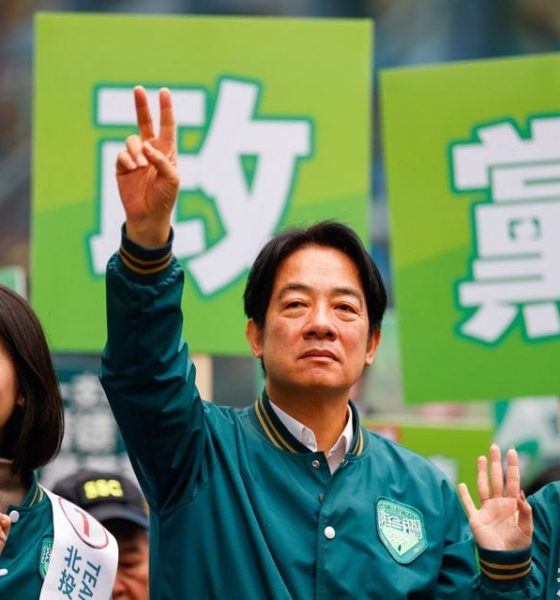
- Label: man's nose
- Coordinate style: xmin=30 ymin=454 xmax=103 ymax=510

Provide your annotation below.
xmin=303 ymin=304 xmax=336 ymax=339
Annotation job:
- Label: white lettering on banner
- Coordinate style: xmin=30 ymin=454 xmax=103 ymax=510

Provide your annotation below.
xmin=89 ymin=79 xmax=313 ymax=295
xmin=451 ymin=117 xmax=560 ymax=343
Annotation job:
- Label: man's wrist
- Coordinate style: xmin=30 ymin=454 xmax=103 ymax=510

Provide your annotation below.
xmin=118 ymin=223 xmax=174 ymax=280
xmin=477 ymin=544 xmax=532 ymax=588
xmin=125 ymin=219 xmax=172 ymax=249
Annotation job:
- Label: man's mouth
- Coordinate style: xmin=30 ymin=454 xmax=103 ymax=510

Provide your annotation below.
xmin=300 ymin=349 xmax=338 ymax=361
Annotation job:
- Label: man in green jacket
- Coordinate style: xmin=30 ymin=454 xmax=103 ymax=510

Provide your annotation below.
xmin=101 ymin=86 xmax=483 ymax=599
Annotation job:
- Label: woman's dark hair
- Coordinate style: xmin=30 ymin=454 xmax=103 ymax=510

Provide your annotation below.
xmin=0 ymin=285 xmax=64 ymax=474
xmin=243 ymin=221 xmax=387 ymax=337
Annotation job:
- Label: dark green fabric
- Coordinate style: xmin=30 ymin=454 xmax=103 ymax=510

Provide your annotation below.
xmin=102 ymin=251 xmax=481 ymax=599
xmin=0 ymin=476 xmax=53 ymax=598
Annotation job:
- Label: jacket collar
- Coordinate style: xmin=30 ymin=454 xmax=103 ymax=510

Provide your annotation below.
xmin=253 ymin=389 xmax=366 ymax=457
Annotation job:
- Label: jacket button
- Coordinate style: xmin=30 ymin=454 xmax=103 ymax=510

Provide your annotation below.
xmin=311 ymin=459 xmax=320 ymax=469
xmin=8 ymin=510 xmax=19 ymax=523
xmin=324 ymin=526 xmax=336 ymax=539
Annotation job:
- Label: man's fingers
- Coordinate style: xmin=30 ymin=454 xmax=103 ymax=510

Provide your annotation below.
xmin=134 ymin=86 xmax=155 ymax=140
xmin=505 ymin=448 xmax=521 ymax=498
xmin=476 ymin=455 xmax=491 ymax=503
xmin=517 ymin=493 xmax=533 ymax=540
xmin=457 ymin=483 xmax=477 ymax=519
xmin=158 ymin=88 xmax=175 ymax=144
xmin=116 ymin=150 xmax=137 ymax=175
xmin=126 ymin=135 xmax=148 ymax=168
xmin=143 ymin=141 xmax=178 ymax=183
xmin=489 ymin=444 xmax=504 ymax=498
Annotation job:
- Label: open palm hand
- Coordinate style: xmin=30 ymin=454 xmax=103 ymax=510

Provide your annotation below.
xmin=458 ymin=445 xmax=532 ymax=551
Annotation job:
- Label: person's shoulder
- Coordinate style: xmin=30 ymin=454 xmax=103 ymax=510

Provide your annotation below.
xmin=363 ymin=427 xmax=425 ymax=462
xmin=529 ymin=479 xmax=560 ymax=508
xmin=363 ymin=428 xmax=449 ymax=482
xmin=201 ymin=399 xmax=252 ymax=423
xmin=526 ymin=480 xmax=560 ymax=540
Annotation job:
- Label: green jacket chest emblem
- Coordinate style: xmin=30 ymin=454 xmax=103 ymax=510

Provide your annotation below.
xmin=376 ymin=497 xmax=427 ymax=564
xmin=38 ymin=536 xmax=53 ymax=579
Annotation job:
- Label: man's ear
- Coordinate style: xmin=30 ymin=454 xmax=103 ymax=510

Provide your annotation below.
xmin=364 ymin=330 xmax=381 ymax=367
xmin=246 ymin=319 xmax=264 ymax=358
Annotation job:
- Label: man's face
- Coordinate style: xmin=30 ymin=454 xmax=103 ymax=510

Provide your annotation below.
xmin=108 ymin=521 xmax=149 ymax=600
xmin=246 ymin=245 xmax=379 ymax=400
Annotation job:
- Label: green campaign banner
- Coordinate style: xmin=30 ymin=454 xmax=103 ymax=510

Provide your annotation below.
xmin=33 ymin=13 xmax=372 ymax=354
xmin=382 ymin=55 xmax=560 ymax=404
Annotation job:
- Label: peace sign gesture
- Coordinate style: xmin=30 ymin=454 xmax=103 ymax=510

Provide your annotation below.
xmin=458 ymin=445 xmax=532 ymax=551
xmin=116 ymin=86 xmax=180 ymax=248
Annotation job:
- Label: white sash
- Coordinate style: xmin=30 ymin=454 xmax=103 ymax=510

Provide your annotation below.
xmin=39 ymin=487 xmax=118 ymax=600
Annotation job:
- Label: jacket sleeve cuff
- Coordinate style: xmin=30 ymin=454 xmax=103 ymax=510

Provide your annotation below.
xmin=117 ymin=224 xmax=175 ymax=283
xmin=477 ymin=544 xmax=532 ymax=588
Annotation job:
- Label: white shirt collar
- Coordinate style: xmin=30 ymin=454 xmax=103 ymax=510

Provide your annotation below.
xmin=268 ymin=400 xmax=354 ymax=473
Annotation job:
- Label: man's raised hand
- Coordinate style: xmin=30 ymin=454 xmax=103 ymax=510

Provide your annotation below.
xmin=458 ymin=444 xmax=532 ymax=551
xmin=116 ymin=86 xmax=179 ymax=248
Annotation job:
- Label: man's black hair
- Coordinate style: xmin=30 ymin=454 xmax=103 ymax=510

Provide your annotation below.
xmin=243 ymin=221 xmax=387 ymax=337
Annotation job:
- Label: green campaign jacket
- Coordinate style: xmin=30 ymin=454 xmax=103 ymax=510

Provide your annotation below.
xmin=101 ymin=234 xmax=484 ymax=599
xmin=0 ymin=476 xmax=53 ymax=598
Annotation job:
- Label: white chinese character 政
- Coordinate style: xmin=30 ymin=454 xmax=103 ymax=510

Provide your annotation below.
xmin=89 ymin=80 xmax=312 ymax=295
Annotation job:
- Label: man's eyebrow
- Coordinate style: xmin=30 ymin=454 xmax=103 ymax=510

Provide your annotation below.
xmin=277 ymin=283 xmax=364 ymax=304
xmin=333 ymin=287 xmax=364 ymax=304
xmin=277 ymin=283 xmax=311 ymax=299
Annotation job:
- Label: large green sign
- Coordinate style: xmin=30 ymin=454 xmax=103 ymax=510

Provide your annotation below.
xmin=33 ymin=13 xmax=372 ymax=353
xmin=382 ymin=55 xmax=560 ymax=404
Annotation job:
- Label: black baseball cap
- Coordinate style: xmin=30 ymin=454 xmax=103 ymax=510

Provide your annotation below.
xmin=52 ymin=469 xmax=149 ymax=530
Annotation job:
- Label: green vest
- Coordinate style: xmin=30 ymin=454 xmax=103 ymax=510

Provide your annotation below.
xmin=0 ymin=476 xmax=53 ymax=598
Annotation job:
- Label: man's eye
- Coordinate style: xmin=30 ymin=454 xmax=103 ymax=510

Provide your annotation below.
xmin=337 ymin=304 xmax=356 ymax=313
xmin=286 ymin=300 xmax=304 ymax=309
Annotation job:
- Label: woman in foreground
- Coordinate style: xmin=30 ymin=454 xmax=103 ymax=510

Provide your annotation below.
xmin=0 ymin=285 xmax=117 ymax=598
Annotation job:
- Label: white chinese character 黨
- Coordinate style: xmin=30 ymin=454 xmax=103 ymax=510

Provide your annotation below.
xmin=452 ymin=118 xmax=560 ymax=342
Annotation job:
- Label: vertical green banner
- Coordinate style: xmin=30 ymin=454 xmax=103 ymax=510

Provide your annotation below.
xmin=33 ymin=13 xmax=372 ymax=354
xmin=382 ymin=55 xmax=560 ymax=404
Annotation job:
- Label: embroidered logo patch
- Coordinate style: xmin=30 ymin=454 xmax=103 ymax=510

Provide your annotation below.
xmin=376 ymin=498 xmax=427 ymax=564
xmin=38 ymin=536 xmax=53 ymax=579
